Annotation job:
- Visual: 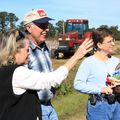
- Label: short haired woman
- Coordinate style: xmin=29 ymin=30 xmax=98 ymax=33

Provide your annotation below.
xmin=74 ymin=27 xmax=120 ymax=120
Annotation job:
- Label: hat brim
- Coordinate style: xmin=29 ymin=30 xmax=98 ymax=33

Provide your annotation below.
xmin=33 ymin=17 xmax=54 ymax=24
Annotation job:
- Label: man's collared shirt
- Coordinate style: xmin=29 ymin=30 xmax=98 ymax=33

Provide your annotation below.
xmin=27 ymin=40 xmax=54 ymax=101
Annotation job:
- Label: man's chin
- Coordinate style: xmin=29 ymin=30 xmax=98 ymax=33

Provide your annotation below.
xmin=39 ymin=39 xmax=46 ymax=44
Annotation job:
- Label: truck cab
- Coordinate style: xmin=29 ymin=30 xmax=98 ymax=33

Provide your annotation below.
xmin=65 ymin=19 xmax=89 ymax=39
xmin=51 ymin=19 xmax=91 ymax=58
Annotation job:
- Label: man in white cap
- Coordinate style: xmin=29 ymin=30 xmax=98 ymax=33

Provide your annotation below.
xmin=23 ymin=9 xmax=59 ymax=120
xmin=23 ymin=9 xmax=93 ymax=120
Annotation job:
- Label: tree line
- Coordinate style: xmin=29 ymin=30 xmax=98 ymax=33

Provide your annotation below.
xmin=0 ymin=11 xmax=120 ymax=40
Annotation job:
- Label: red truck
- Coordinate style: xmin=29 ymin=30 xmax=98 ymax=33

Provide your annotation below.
xmin=51 ymin=19 xmax=91 ymax=58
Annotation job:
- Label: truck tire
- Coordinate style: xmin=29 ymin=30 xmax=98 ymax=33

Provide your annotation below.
xmin=54 ymin=50 xmax=59 ymax=59
xmin=51 ymin=49 xmax=56 ymax=58
xmin=50 ymin=49 xmax=59 ymax=59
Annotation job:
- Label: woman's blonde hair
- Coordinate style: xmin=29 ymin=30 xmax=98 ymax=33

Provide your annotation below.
xmin=0 ymin=30 xmax=26 ymax=67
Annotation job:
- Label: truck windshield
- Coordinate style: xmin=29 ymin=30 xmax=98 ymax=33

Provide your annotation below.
xmin=65 ymin=22 xmax=89 ymax=34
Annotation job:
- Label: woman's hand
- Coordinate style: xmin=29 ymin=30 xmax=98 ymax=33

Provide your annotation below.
xmin=101 ymin=86 xmax=113 ymax=95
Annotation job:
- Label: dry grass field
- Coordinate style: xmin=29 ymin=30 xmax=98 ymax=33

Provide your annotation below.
xmin=113 ymin=41 xmax=120 ymax=57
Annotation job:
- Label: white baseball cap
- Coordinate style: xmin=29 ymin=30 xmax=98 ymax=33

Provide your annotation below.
xmin=23 ymin=9 xmax=53 ymax=25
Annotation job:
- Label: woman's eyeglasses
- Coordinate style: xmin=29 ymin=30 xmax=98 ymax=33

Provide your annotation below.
xmin=102 ymin=39 xmax=115 ymax=44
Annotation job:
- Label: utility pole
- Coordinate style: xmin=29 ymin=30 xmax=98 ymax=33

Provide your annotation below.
xmin=62 ymin=20 xmax=65 ymax=34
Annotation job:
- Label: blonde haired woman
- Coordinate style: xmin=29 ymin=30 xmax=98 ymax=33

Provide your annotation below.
xmin=0 ymin=30 xmax=93 ymax=120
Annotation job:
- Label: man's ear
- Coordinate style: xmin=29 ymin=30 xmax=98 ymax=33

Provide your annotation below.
xmin=26 ymin=24 xmax=33 ymax=33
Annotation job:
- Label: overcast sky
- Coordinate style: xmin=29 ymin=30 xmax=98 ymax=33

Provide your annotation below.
xmin=0 ymin=0 xmax=120 ymax=29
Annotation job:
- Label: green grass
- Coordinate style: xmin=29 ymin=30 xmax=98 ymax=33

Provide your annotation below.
xmin=52 ymin=92 xmax=88 ymax=120
xmin=52 ymin=59 xmax=88 ymax=120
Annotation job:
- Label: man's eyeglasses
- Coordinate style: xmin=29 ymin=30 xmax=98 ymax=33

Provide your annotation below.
xmin=33 ymin=22 xmax=49 ymax=30
xmin=102 ymin=39 xmax=115 ymax=44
